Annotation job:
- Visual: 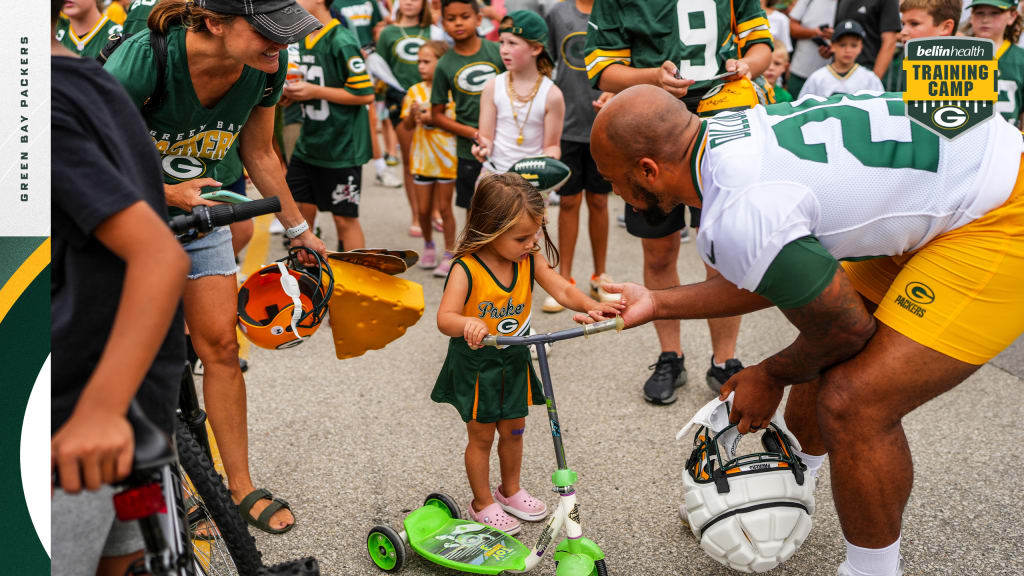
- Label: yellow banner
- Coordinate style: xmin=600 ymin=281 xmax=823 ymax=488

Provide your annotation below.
xmin=902 ymin=60 xmax=998 ymax=101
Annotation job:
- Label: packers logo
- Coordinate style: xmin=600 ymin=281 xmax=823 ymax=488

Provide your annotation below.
xmin=905 ymin=282 xmax=935 ymax=305
xmin=560 ymin=31 xmax=587 ymax=71
xmin=162 ymin=155 xmax=207 ymax=180
xmin=496 ymin=318 xmax=520 ymax=334
xmin=348 ymin=56 xmax=367 ymax=75
xmin=395 ymin=36 xmax=425 ymax=64
xmin=455 ymin=63 xmax=498 ymax=95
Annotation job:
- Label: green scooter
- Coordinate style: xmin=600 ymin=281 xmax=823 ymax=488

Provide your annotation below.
xmin=366 ymin=317 xmax=624 ymax=575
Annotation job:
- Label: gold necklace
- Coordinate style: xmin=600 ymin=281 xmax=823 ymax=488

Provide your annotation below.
xmin=506 ymin=73 xmax=544 ymax=145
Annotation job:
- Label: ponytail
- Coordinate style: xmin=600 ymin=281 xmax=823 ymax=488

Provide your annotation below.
xmin=148 ymin=0 xmax=234 ymax=35
xmin=1007 ymin=13 xmax=1022 ymax=44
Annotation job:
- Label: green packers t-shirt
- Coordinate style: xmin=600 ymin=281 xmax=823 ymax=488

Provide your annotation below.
xmin=430 ymin=40 xmax=504 ymax=159
xmin=377 ymin=25 xmax=430 ymax=89
xmin=56 ymin=15 xmax=123 ymax=59
xmin=584 ymin=0 xmax=773 ymax=109
xmin=331 ymin=0 xmax=382 ymax=47
xmin=996 ymin=40 xmax=1024 ymax=124
xmin=103 ymin=26 xmax=286 ymax=213
xmin=293 ymin=20 xmax=375 ymax=168
xmin=122 ymin=0 xmax=156 ymax=36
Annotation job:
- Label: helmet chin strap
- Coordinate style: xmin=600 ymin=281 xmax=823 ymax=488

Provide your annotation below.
xmin=277 ymin=262 xmax=304 ymax=343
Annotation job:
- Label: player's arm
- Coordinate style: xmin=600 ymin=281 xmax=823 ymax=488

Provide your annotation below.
xmin=873 ymin=31 xmax=899 ymax=78
xmin=541 ymin=85 xmax=565 ymax=159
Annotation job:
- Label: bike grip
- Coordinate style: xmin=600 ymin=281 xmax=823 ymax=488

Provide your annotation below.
xmin=481 ymin=335 xmax=498 ymax=347
xmin=582 ymin=316 xmax=625 ymax=338
xmin=226 ymin=196 xmax=282 ymax=223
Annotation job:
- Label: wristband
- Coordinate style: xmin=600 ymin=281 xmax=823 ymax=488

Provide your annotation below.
xmin=284 ymin=221 xmax=310 ymax=239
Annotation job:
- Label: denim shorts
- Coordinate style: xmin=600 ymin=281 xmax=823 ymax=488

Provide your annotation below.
xmin=185 ymin=226 xmax=237 ymax=280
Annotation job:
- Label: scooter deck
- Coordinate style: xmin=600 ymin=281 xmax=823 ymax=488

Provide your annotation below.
xmin=405 ymin=506 xmax=530 ymax=574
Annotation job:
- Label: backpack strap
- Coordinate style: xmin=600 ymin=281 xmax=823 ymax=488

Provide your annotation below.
xmin=142 ymin=31 xmax=168 ymax=113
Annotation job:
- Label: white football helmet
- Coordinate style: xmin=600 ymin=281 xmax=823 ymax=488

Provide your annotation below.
xmin=677 ymin=394 xmax=814 ymax=573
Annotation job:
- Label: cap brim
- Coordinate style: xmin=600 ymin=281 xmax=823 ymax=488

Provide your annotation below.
xmin=245 ymin=4 xmax=323 ymax=45
xmin=969 ymin=0 xmax=1015 ymax=8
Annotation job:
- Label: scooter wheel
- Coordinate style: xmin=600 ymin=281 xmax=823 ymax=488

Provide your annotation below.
xmin=424 ymin=492 xmax=462 ymax=520
xmin=367 ymin=525 xmax=406 ymax=572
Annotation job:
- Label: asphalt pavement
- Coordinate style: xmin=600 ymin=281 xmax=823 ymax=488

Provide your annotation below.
xmin=222 ymin=172 xmax=1024 ymax=576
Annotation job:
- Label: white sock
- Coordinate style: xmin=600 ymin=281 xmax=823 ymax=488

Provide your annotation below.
xmin=842 ymin=537 xmax=901 ymax=576
xmin=793 ymin=448 xmax=826 ymax=480
xmin=374 ymin=158 xmax=387 ymax=173
xmin=711 ymin=355 xmax=726 ymax=369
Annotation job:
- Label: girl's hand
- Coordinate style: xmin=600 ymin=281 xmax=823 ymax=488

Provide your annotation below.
xmin=659 ymin=61 xmax=696 ymax=99
xmin=417 ymin=106 xmax=433 ymax=125
xmin=464 ymin=318 xmax=489 ymax=349
xmin=165 ymin=179 xmax=222 ymax=211
xmin=592 ymin=91 xmax=614 ymax=112
xmin=471 ymin=139 xmax=490 ymax=164
xmin=283 ymin=81 xmax=318 ymax=102
xmin=573 ymin=300 xmax=625 ymax=324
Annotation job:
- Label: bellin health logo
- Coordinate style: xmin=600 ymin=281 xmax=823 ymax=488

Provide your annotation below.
xmin=901 ymin=37 xmax=1000 ymax=138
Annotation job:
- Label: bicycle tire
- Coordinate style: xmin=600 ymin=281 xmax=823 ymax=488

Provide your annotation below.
xmin=175 ymin=418 xmax=263 ymax=576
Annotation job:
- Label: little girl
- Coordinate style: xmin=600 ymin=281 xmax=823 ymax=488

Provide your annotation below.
xmin=472 ymin=11 xmax=565 ymax=175
xmin=402 ymin=41 xmax=459 ymax=276
xmin=968 ymin=0 xmax=1024 ymax=126
xmin=434 ymin=173 xmax=621 ymax=535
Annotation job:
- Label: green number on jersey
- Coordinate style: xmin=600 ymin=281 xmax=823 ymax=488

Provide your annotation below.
xmin=677 ymin=0 xmax=720 ymax=80
xmin=768 ymin=96 xmax=940 ymax=172
xmin=298 ymin=64 xmax=329 ymax=122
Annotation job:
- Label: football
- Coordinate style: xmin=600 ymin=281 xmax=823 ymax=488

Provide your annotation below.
xmin=508 ymin=156 xmax=572 ymax=193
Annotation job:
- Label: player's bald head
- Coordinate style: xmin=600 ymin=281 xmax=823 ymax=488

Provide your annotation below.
xmin=592 ymin=85 xmax=699 ymax=166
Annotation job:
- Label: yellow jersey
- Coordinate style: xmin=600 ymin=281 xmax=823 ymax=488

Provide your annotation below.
xmin=401 ymin=81 xmax=457 ymax=179
xmin=456 ymin=253 xmax=533 ymax=346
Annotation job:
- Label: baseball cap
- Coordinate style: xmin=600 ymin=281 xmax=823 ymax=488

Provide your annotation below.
xmin=499 ymin=10 xmax=552 ymax=62
xmin=195 ymin=0 xmax=323 ymax=45
xmin=833 ymin=19 xmax=867 ymax=42
xmin=968 ymin=0 xmax=1019 ymax=10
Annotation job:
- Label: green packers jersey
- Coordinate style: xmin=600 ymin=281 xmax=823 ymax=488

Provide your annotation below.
xmin=377 ymin=25 xmax=430 ymax=89
xmin=430 ymin=40 xmax=505 ymax=159
xmin=331 ymin=0 xmax=382 ymax=47
xmin=881 ymin=46 xmax=904 ymax=92
xmin=122 ymin=0 xmax=156 ymax=36
xmin=56 ymin=16 xmax=123 ymax=59
xmin=584 ymin=0 xmax=773 ymax=108
xmin=103 ymin=26 xmax=286 ymax=214
xmin=293 ymin=20 xmax=375 ymax=169
xmin=996 ymin=41 xmax=1024 ymax=124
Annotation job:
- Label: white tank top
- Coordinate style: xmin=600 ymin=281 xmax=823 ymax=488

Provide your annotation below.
xmin=490 ymin=72 xmax=553 ymax=172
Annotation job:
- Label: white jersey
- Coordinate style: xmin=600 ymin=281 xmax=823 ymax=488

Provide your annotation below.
xmin=694 ymin=92 xmax=1024 ymax=292
xmin=798 ymin=64 xmax=884 ymax=99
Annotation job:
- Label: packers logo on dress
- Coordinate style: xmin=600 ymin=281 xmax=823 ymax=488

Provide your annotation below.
xmin=496 ymin=317 xmax=520 ymax=334
xmin=162 ymin=155 xmax=207 ymax=180
xmin=455 ymin=63 xmax=499 ymax=95
xmin=395 ymin=36 xmax=425 ymax=64
xmin=348 ymin=56 xmax=368 ymax=75
xmin=560 ymin=31 xmax=587 ymax=72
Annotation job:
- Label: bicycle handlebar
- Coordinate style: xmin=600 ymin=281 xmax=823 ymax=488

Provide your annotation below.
xmin=481 ymin=316 xmax=624 ymax=348
xmin=169 ymin=197 xmax=282 ymax=236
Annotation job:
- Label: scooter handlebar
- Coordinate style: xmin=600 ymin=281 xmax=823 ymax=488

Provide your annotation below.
xmin=481 ymin=316 xmax=624 ymax=347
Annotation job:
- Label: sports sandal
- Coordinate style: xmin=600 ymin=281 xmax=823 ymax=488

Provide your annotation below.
xmin=467 ymin=501 xmax=521 ymax=536
xmin=493 ymin=485 xmax=548 ymax=521
xmin=238 ymin=488 xmax=295 ymax=535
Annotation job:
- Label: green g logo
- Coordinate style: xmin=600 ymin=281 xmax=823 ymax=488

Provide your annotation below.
xmin=455 ymin=63 xmax=498 ymax=95
xmin=496 ymin=318 xmax=520 ymax=334
xmin=162 ymin=155 xmax=207 ymax=181
xmin=395 ymin=37 xmax=425 ymax=64
xmin=348 ymin=56 xmax=367 ymax=75
xmin=905 ymin=282 xmax=935 ymax=305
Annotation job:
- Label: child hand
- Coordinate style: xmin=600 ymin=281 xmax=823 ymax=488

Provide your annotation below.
xmin=471 ymin=140 xmax=490 ymax=163
xmin=574 ymin=300 xmax=625 ymax=324
xmin=723 ymin=59 xmax=751 ymax=81
xmin=464 ymin=318 xmax=490 ymax=349
xmin=283 ymin=80 xmax=317 ymax=102
xmin=418 ymin=107 xmax=433 ymax=125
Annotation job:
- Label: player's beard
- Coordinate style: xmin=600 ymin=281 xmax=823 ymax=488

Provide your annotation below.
xmin=626 ymin=173 xmax=669 ymax=227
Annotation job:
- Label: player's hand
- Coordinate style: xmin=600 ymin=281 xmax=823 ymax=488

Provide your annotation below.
xmin=288 ymin=229 xmax=327 ymax=264
xmin=723 ymin=58 xmax=751 ymax=81
xmin=282 ymin=80 xmax=318 ymax=102
xmin=165 ymin=179 xmax=222 ymax=211
xmin=659 ymin=61 xmax=696 ymax=99
xmin=598 ymin=282 xmax=653 ymax=328
xmin=592 ymin=91 xmax=614 ymax=112
xmin=464 ymin=318 xmax=489 ymax=349
xmin=573 ymin=299 xmax=624 ymax=324
xmin=719 ymin=363 xmax=786 ymax=434
xmin=52 ymin=407 xmax=134 ymax=495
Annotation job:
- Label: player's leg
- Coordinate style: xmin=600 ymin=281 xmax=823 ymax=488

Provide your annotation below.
xmin=466 ymin=420 xmax=498 ymax=511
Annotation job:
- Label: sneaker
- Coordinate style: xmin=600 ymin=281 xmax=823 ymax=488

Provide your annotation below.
xmin=542 ymin=294 xmax=564 ymax=313
xmin=420 ymin=242 xmax=437 ymax=269
xmin=432 ymin=217 xmax=444 ymax=232
xmin=643 ymin=351 xmax=687 ymax=405
xmin=679 ymin=503 xmax=691 ymax=531
xmin=385 ymin=154 xmax=399 ymax=166
xmin=268 ymin=218 xmax=285 ymax=235
xmin=547 ymin=192 xmax=560 ymax=206
xmin=589 ymin=273 xmax=621 ymax=303
xmin=705 ymin=357 xmax=744 ymax=394
xmin=433 ymin=252 xmax=453 ymax=277
xmin=376 ymin=170 xmax=402 ymax=188
xmin=467 ymin=501 xmax=521 ymax=536
xmin=680 ymin=227 xmax=691 ymax=243
xmin=617 ymin=213 xmax=626 ymax=228
xmin=493 ymin=485 xmax=548 ymax=521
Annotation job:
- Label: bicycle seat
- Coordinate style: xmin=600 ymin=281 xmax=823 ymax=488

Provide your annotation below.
xmin=126 ymin=401 xmax=176 ymax=473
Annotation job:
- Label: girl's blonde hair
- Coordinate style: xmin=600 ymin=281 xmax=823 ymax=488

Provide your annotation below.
xmin=421 ymin=39 xmax=449 ymax=60
xmin=149 ymin=0 xmax=234 ymax=35
xmin=453 ymin=173 xmax=559 ymax=266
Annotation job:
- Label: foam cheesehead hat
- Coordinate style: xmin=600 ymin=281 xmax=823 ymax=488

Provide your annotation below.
xmin=500 ymin=10 xmax=553 ymax=64
xmin=193 ymin=0 xmax=324 ymax=44
xmin=967 ymin=0 xmax=1018 ymax=10
xmin=833 ymin=19 xmax=867 ymax=42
